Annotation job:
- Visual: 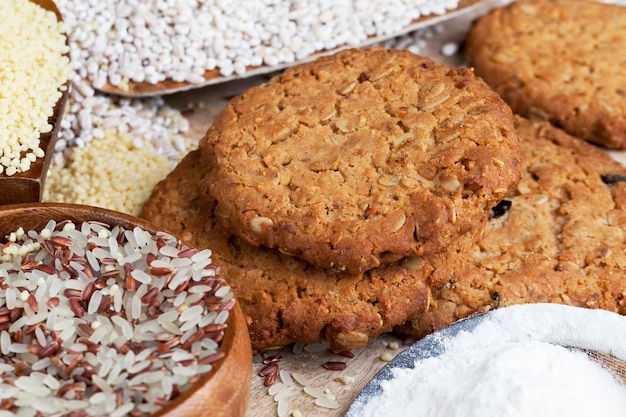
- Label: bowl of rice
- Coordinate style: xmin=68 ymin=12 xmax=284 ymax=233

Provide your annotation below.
xmin=0 ymin=202 xmax=252 ymax=417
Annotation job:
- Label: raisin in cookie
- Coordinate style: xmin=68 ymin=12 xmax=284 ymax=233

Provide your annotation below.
xmin=466 ymin=0 xmax=626 ymax=149
xmin=200 ymin=47 xmax=521 ymax=274
xmin=397 ymin=116 xmax=626 ymax=339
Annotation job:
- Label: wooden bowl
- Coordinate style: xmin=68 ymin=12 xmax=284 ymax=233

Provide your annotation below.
xmin=0 ymin=0 xmax=70 ymax=205
xmin=0 ymin=202 xmax=253 ymax=417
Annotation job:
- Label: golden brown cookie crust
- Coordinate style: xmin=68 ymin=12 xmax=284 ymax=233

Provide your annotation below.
xmin=201 ymin=47 xmax=521 ymax=274
xmin=142 ymin=150 xmax=434 ymax=353
xmin=397 ymin=116 xmax=626 ymax=339
xmin=466 ymin=0 xmax=626 ymax=149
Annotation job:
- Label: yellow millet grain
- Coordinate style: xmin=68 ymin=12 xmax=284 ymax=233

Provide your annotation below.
xmin=43 ymin=131 xmax=174 ymax=216
xmin=0 ymin=0 xmax=71 ymax=176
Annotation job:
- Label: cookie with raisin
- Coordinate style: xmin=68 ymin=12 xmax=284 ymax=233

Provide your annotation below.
xmin=397 ymin=116 xmax=626 ymax=339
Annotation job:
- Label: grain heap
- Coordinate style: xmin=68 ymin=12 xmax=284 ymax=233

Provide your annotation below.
xmin=44 ymin=6 xmax=195 ymax=214
xmin=51 ymin=79 xmax=192 ymax=166
xmin=0 ymin=0 xmax=71 ymax=176
xmin=56 ymin=0 xmax=462 ymax=90
xmin=0 ymin=220 xmax=234 ymax=417
xmin=44 ymin=77 xmax=193 ymax=215
xmin=43 ymin=131 xmax=173 ymax=216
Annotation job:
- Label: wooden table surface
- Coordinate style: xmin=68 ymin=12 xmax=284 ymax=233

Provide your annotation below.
xmin=161 ymin=2 xmax=626 ymax=415
xmin=246 ymin=334 xmax=409 ymax=417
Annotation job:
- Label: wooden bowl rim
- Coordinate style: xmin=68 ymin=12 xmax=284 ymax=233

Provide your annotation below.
xmin=0 ymin=202 xmax=167 ymax=235
xmin=155 ymin=302 xmax=250 ymax=417
xmin=31 ymin=0 xmax=63 ymax=20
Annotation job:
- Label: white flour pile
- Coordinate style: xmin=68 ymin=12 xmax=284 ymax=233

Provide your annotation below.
xmin=357 ymin=304 xmax=626 ymax=417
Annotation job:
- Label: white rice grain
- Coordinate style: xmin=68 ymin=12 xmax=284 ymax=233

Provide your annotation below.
xmin=268 ymin=382 xmax=288 ymax=396
xmin=315 ymin=397 xmax=340 ymax=409
xmin=280 ymin=369 xmax=295 ymax=387
xmin=88 ymin=289 xmax=103 ymax=314
xmin=291 ymin=372 xmax=312 ymax=387
xmin=0 ymin=331 xmax=10 ymax=355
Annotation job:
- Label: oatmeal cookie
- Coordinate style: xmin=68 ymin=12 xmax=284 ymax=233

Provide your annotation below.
xmin=143 ymin=150 xmax=443 ymax=353
xmin=397 ymin=116 xmax=626 ymax=339
xmin=466 ymin=0 xmax=626 ymax=149
xmin=200 ymin=47 xmax=521 ymax=274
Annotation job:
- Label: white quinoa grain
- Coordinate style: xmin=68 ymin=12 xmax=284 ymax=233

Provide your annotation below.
xmin=441 ymin=41 xmax=459 ymax=56
xmin=340 ymin=375 xmax=355 ymax=385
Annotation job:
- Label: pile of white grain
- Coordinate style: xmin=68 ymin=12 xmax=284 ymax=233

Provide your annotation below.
xmin=0 ymin=0 xmax=71 ymax=176
xmin=0 ymin=220 xmax=234 ymax=417
xmin=57 ymin=0 xmax=462 ymax=90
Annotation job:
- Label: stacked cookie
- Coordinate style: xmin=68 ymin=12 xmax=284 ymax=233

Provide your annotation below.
xmin=200 ymin=46 xmax=522 ymax=273
xmin=143 ymin=47 xmax=522 ymax=352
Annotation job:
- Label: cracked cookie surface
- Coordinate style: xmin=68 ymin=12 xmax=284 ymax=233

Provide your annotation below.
xmin=142 ymin=150 xmax=434 ymax=353
xmin=466 ymin=0 xmax=626 ymax=149
xmin=200 ymin=47 xmax=521 ymax=273
xmin=397 ymin=116 xmax=626 ymax=339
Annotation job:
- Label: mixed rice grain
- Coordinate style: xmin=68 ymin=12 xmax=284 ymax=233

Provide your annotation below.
xmin=0 ymin=220 xmax=233 ymax=417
